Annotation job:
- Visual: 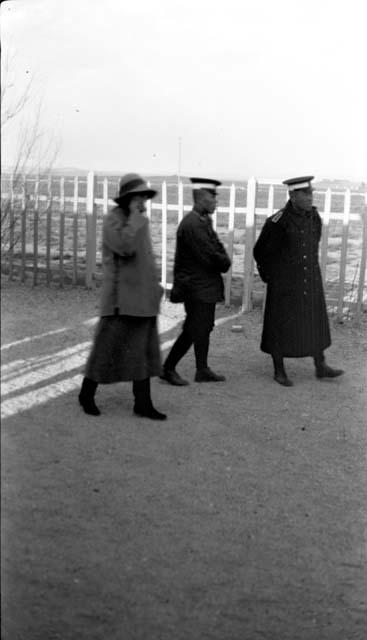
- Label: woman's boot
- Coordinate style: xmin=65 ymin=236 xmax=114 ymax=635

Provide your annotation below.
xmin=78 ymin=377 xmax=100 ymax=415
xmin=272 ymin=354 xmax=293 ymax=387
xmin=133 ymin=378 xmax=167 ymax=420
xmin=314 ymin=353 xmax=344 ymax=379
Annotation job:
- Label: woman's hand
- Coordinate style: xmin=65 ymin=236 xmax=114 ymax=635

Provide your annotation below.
xmin=128 ymin=195 xmax=149 ymax=219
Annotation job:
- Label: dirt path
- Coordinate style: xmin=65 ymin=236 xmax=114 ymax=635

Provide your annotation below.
xmin=1 ymin=281 xmax=367 ymax=640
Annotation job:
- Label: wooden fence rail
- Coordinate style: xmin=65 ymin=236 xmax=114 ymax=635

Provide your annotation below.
xmin=1 ymin=171 xmax=366 ymax=321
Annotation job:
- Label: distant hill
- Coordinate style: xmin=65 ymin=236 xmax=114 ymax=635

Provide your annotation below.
xmin=51 ymin=171 xmax=366 ymax=191
xmin=1 ymin=167 xmax=365 ymax=192
xmin=314 ymin=179 xmax=366 ymax=192
xmin=51 ymin=167 xmax=90 ymax=176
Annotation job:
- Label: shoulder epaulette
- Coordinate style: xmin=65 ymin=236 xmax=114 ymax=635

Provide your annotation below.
xmin=271 ymin=209 xmax=284 ymax=223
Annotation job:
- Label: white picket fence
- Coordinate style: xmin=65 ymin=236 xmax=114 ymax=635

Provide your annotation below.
xmin=1 ymin=171 xmax=367 ymax=322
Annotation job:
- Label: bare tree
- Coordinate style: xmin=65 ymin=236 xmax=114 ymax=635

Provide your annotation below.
xmin=1 ymin=51 xmax=60 ymax=255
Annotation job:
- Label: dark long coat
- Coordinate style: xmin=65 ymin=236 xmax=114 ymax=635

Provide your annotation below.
xmin=253 ymin=201 xmax=331 ymax=357
xmin=170 ymin=209 xmax=231 ymax=303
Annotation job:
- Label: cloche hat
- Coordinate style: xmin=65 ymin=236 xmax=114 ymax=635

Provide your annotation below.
xmin=114 ymin=173 xmax=157 ymax=204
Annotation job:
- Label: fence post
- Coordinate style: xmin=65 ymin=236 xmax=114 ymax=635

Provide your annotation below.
xmin=46 ymin=174 xmax=52 ymax=285
xmin=20 ymin=174 xmax=27 ymax=283
xmin=103 ymin=176 xmax=109 ymax=214
xmin=337 ymin=188 xmax=350 ymax=321
xmin=33 ymin=174 xmax=39 ymax=286
xmin=72 ymin=176 xmax=79 ymax=285
xmin=59 ymin=176 xmax=65 ymax=287
xmin=320 ymin=188 xmax=331 ymax=286
xmin=161 ymin=181 xmax=168 ymax=290
xmin=146 ymin=181 xmax=152 ymax=220
xmin=224 ymin=183 xmax=236 ymax=307
xmin=85 ymin=171 xmax=97 ymax=288
xmin=178 ymin=181 xmax=184 ymax=224
xmin=242 ymin=176 xmax=257 ymax=312
xmin=260 ymin=184 xmax=275 ymax=313
xmin=355 ymin=194 xmax=367 ymax=322
xmin=8 ymin=173 xmax=15 ymax=280
xmin=212 ymin=201 xmax=217 ymax=230
xmin=267 ymin=184 xmax=274 ymax=217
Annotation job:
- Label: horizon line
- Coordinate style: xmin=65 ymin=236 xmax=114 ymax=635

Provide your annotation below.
xmin=1 ymin=165 xmax=366 ymax=184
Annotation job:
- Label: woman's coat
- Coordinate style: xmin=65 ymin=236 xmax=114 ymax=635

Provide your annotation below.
xmin=84 ymin=205 xmax=162 ymax=383
xmin=99 ymin=206 xmax=163 ymax=317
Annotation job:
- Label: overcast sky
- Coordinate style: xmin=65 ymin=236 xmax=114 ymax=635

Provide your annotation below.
xmin=1 ymin=0 xmax=366 ymax=180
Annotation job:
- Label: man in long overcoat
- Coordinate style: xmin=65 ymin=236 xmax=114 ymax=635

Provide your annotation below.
xmin=161 ymin=177 xmax=231 ymax=385
xmin=253 ymin=175 xmax=344 ymax=386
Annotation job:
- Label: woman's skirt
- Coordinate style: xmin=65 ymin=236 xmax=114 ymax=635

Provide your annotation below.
xmin=84 ymin=315 xmax=162 ymax=383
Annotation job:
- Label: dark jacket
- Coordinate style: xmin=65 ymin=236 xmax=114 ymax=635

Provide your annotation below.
xmin=100 ymin=206 xmax=163 ymax=317
xmin=170 ymin=209 xmax=231 ymax=303
xmin=253 ymin=201 xmax=331 ymax=357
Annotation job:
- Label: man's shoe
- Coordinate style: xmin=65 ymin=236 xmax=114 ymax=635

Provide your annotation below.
xmin=78 ymin=393 xmax=101 ymax=416
xmin=195 ymin=367 xmax=226 ymax=382
xmin=316 ymin=365 xmax=344 ymax=379
xmin=273 ymin=373 xmax=294 ymax=387
xmin=133 ymin=404 xmax=167 ymax=420
xmin=160 ymin=369 xmax=189 ymax=386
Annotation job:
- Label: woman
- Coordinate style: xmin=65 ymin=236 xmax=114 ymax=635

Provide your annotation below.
xmin=78 ymin=173 xmax=166 ymax=420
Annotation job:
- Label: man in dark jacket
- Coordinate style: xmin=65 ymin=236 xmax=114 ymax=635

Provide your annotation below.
xmin=253 ymin=175 xmax=344 ymax=386
xmin=161 ymin=177 xmax=231 ymax=385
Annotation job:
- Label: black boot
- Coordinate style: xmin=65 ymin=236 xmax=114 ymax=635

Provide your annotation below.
xmin=78 ymin=377 xmax=100 ymax=415
xmin=160 ymin=369 xmax=189 ymax=386
xmin=314 ymin=354 xmax=344 ymax=379
xmin=195 ymin=368 xmax=226 ymax=382
xmin=316 ymin=364 xmax=344 ymax=378
xmin=194 ymin=336 xmax=226 ymax=382
xmin=272 ymin=355 xmax=293 ymax=387
xmin=133 ymin=378 xmax=167 ymax=421
xmin=160 ymin=332 xmax=192 ymax=385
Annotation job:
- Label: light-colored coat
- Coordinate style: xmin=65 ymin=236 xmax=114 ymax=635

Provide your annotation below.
xmin=99 ymin=206 xmax=163 ymax=317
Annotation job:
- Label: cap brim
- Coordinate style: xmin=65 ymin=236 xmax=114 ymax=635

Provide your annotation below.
xmin=282 ymin=176 xmax=314 ymax=189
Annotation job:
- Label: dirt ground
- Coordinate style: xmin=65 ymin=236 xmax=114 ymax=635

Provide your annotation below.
xmin=1 ymin=280 xmax=367 ymax=640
